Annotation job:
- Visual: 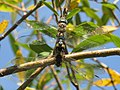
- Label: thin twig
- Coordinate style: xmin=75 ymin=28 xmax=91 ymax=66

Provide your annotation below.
xmin=65 ymin=62 xmax=76 ymax=87
xmin=69 ymin=62 xmax=80 ymax=90
xmin=0 ymin=1 xmax=42 ymax=41
xmin=0 ymin=1 xmax=26 ymax=12
xmin=50 ymin=65 xmax=63 ymax=90
xmin=0 ymin=48 xmax=120 ymax=77
xmin=34 ymin=0 xmax=42 ymax=41
xmin=92 ymin=58 xmax=117 ymax=90
xmin=17 ymin=67 xmax=45 ymax=90
xmin=51 ymin=0 xmax=58 ymax=23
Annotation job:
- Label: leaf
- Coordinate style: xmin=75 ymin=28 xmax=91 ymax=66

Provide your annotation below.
xmin=81 ymin=0 xmax=90 ymax=7
xmin=29 ymin=40 xmax=53 ymax=54
xmin=42 ymin=1 xmax=58 ymax=15
xmin=9 ymin=34 xmax=19 ymax=55
xmin=93 ymin=68 xmax=120 ymax=86
xmin=72 ymin=34 xmax=111 ymax=52
xmin=66 ymin=8 xmax=81 ymax=19
xmin=25 ymin=87 xmax=35 ymax=90
xmin=69 ymin=0 xmax=80 ymax=10
xmin=0 ymin=20 xmax=8 ymax=34
xmin=0 ymin=85 xmax=3 ymax=90
xmin=83 ymin=7 xmax=102 ymax=26
xmin=102 ymin=3 xmax=117 ymax=10
xmin=15 ymin=42 xmax=31 ymax=51
xmin=11 ymin=12 xmax=17 ymax=24
xmin=0 ymin=0 xmax=21 ymax=12
xmin=94 ymin=26 xmax=118 ymax=34
xmin=27 ymin=20 xmax=57 ymax=38
xmin=66 ymin=22 xmax=98 ymax=37
xmin=107 ymin=34 xmax=120 ymax=47
xmin=37 ymin=71 xmax=52 ymax=89
xmin=16 ymin=50 xmax=25 ymax=82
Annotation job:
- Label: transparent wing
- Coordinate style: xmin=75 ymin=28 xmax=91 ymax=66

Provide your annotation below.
xmin=62 ymin=57 xmax=104 ymax=87
xmin=65 ymin=22 xmax=113 ymax=52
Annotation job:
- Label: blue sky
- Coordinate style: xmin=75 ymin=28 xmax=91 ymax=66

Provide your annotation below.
xmin=0 ymin=0 xmax=120 ymax=90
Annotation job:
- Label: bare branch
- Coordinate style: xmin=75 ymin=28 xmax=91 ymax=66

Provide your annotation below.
xmin=0 ymin=1 xmax=42 ymax=41
xmin=0 ymin=48 xmax=120 ymax=77
xmin=17 ymin=67 xmax=45 ymax=90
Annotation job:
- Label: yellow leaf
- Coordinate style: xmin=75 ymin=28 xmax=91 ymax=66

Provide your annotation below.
xmin=0 ymin=20 xmax=8 ymax=34
xmin=16 ymin=50 xmax=25 ymax=82
xmin=27 ymin=5 xmax=36 ymax=10
xmin=94 ymin=26 xmax=118 ymax=34
xmin=69 ymin=0 xmax=80 ymax=10
xmin=25 ymin=87 xmax=35 ymax=90
xmin=93 ymin=78 xmax=120 ymax=86
xmin=105 ymin=68 xmax=120 ymax=81
xmin=93 ymin=68 xmax=120 ymax=86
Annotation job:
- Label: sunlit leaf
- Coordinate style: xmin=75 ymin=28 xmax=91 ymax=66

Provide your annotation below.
xmin=102 ymin=3 xmax=117 ymax=10
xmin=26 ymin=20 xmax=57 ymax=38
xmin=69 ymin=0 xmax=80 ymax=10
xmin=16 ymin=50 xmax=25 ymax=82
xmin=29 ymin=40 xmax=53 ymax=54
xmin=107 ymin=34 xmax=120 ymax=47
xmin=11 ymin=12 xmax=17 ymax=24
xmin=66 ymin=8 xmax=81 ymax=19
xmin=66 ymin=22 xmax=98 ymax=37
xmin=72 ymin=34 xmax=111 ymax=52
xmin=93 ymin=78 xmax=119 ymax=86
xmin=81 ymin=0 xmax=90 ymax=7
xmin=9 ymin=34 xmax=19 ymax=55
xmin=0 ymin=0 xmax=21 ymax=12
xmin=94 ymin=26 xmax=118 ymax=34
xmin=0 ymin=20 xmax=8 ymax=34
xmin=27 ymin=5 xmax=36 ymax=10
xmin=42 ymin=1 xmax=58 ymax=15
xmin=83 ymin=7 xmax=102 ymax=26
xmin=93 ymin=68 xmax=120 ymax=86
xmin=25 ymin=87 xmax=35 ymax=90
xmin=37 ymin=71 xmax=52 ymax=89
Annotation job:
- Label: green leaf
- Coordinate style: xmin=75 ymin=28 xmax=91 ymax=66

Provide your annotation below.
xmin=9 ymin=34 xmax=19 ymax=55
xmin=83 ymin=7 xmax=102 ymax=26
xmin=29 ymin=40 xmax=53 ymax=54
xmin=37 ymin=72 xmax=52 ymax=89
xmin=67 ymin=22 xmax=98 ymax=37
xmin=108 ymin=34 xmax=120 ymax=47
xmin=42 ymin=1 xmax=58 ymax=16
xmin=0 ymin=0 xmax=22 ymax=12
xmin=66 ymin=8 xmax=81 ymax=20
xmin=102 ymin=3 xmax=117 ymax=10
xmin=0 ymin=85 xmax=3 ymax=90
xmin=101 ymin=14 xmax=109 ymax=25
xmin=75 ymin=13 xmax=81 ymax=25
xmin=15 ymin=42 xmax=31 ymax=51
xmin=72 ymin=34 xmax=111 ymax=52
xmin=81 ymin=0 xmax=90 ymax=7
xmin=27 ymin=20 xmax=57 ymax=38
xmin=11 ymin=12 xmax=17 ymax=24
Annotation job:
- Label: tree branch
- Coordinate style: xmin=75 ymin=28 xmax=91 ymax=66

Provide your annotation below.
xmin=0 ymin=48 xmax=120 ymax=77
xmin=17 ymin=67 xmax=45 ymax=90
xmin=0 ymin=1 xmax=42 ymax=41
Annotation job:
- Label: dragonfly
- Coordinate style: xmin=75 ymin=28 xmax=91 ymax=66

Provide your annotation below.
xmin=6 ymin=16 xmax=112 ymax=89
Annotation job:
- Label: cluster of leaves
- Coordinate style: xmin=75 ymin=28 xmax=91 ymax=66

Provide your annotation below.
xmin=0 ymin=0 xmax=120 ymax=90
